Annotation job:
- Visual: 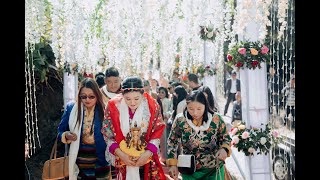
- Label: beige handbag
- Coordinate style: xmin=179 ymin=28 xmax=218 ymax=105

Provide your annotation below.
xmin=42 ymin=137 xmax=69 ymax=180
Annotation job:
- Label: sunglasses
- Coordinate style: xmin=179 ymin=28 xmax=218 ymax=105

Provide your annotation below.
xmin=80 ymin=95 xmax=96 ymax=100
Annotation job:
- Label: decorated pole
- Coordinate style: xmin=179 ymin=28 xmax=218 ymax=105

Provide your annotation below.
xmin=202 ymin=27 xmax=217 ymax=99
xmin=63 ymin=72 xmax=78 ymax=108
xmin=203 ymin=49 xmax=216 ymax=99
xmin=236 ymin=0 xmax=271 ymax=179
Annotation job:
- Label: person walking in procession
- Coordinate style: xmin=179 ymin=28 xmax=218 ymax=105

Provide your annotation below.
xmin=57 ymin=78 xmax=111 ymax=180
xmin=167 ymin=90 xmax=231 ymax=180
xmin=102 ymin=76 xmax=166 ymax=180
xmin=224 ymin=71 xmax=240 ymax=116
xmin=101 ymin=67 xmax=122 ymax=106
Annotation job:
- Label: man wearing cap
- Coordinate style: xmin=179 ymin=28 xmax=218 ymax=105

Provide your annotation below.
xmin=224 ymin=70 xmax=241 ymax=116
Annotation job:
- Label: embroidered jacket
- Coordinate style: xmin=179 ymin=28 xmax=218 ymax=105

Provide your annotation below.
xmin=167 ymin=112 xmax=231 ymax=169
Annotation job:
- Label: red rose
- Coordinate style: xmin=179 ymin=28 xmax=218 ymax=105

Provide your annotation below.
xmin=251 ymin=60 xmax=259 ymax=67
xmin=235 ymin=62 xmax=243 ymax=67
xmin=227 ymin=54 xmax=233 ymax=61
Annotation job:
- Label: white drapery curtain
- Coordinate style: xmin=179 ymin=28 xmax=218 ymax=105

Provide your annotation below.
xmin=239 ymin=63 xmax=269 ymax=128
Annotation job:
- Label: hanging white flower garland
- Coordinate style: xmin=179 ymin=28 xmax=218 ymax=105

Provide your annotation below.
xmin=277 ymin=0 xmax=289 ymax=40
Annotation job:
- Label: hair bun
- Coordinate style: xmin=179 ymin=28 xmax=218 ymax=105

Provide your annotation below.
xmin=121 ymin=76 xmax=143 ymax=90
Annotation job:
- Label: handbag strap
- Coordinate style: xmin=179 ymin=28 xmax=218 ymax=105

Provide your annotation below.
xmin=49 ymin=137 xmax=58 ymax=160
xmin=49 ymin=134 xmax=69 ymax=159
xmin=48 ymin=135 xmax=68 ymax=179
xmin=64 ymin=143 xmax=69 ymax=157
xmin=214 ymin=157 xmax=226 ymax=179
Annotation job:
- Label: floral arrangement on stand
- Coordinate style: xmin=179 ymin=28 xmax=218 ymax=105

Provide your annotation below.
xmin=226 ymin=41 xmax=270 ymax=70
xmin=199 ymin=25 xmax=217 ymax=42
xmin=230 ymin=122 xmax=282 ymax=156
xmin=194 ymin=63 xmax=218 ymax=79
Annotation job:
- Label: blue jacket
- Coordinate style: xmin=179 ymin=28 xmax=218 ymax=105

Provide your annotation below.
xmin=57 ymin=102 xmax=108 ymax=166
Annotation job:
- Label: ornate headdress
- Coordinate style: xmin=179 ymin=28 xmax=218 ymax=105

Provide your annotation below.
xmin=121 ymin=76 xmax=144 ymax=92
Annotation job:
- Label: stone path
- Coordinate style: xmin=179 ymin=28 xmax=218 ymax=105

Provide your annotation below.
xmin=215 ymin=93 xmax=245 ymax=180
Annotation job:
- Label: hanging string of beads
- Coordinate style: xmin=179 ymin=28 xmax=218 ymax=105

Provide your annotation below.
xmin=25 ymin=43 xmax=41 ymax=157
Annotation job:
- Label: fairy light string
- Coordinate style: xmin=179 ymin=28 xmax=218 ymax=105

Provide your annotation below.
xmin=28 ymin=43 xmax=36 ymax=155
xmin=25 ymin=46 xmax=31 ymax=158
xmin=26 ymin=43 xmax=33 ymax=156
xmin=31 ymin=43 xmax=41 ymax=150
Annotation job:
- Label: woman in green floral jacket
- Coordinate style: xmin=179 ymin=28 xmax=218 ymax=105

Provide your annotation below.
xmin=166 ymin=90 xmax=232 ymax=180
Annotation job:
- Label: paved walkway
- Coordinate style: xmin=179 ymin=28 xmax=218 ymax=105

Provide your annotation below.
xmin=215 ymin=92 xmax=245 ymax=180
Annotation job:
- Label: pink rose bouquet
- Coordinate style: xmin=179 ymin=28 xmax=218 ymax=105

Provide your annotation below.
xmin=227 ymin=41 xmax=270 ymax=70
xmin=229 ymin=122 xmax=282 ymax=156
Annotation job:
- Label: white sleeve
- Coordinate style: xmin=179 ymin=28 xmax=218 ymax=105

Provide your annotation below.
xmin=105 ymin=140 xmax=117 ymax=166
xmin=177 ymin=100 xmax=186 ymax=115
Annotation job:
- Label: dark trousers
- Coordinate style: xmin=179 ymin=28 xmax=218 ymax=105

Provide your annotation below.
xmin=224 ymin=93 xmax=236 ymax=115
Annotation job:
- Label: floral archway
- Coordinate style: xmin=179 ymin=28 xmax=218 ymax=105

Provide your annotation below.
xmin=25 ymin=0 xmax=289 ymax=158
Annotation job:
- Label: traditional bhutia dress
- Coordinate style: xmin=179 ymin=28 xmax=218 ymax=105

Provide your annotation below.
xmin=76 ymin=107 xmax=111 ymax=179
xmin=167 ymin=112 xmax=232 ymax=180
xmin=102 ymin=92 xmax=166 ymax=180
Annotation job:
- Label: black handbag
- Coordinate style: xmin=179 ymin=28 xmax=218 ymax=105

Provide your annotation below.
xmin=177 ymin=154 xmax=196 ymax=175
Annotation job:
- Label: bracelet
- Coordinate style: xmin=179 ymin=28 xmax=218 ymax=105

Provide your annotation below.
xmin=220 ymin=144 xmax=232 ymax=157
xmin=166 ymin=158 xmax=178 ymax=166
xmin=222 ymin=147 xmax=229 ymax=154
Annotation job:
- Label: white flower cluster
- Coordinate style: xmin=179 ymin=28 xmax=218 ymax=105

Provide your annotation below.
xmin=25 ymin=0 xmax=46 ymax=45
xmin=256 ymin=0 xmax=273 ymax=40
xmin=27 ymin=0 xmax=277 ymax=80
xmin=234 ymin=0 xmax=254 ymax=36
xmin=277 ymin=0 xmax=289 ymax=40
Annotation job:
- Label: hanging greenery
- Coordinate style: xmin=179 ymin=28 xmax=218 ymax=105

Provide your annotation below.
xmin=26 ymin=37 xmax=58 ymax=84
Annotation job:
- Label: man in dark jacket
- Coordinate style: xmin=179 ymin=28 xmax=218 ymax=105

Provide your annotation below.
xmin=224 ymin=70 xmax=241 ymax=115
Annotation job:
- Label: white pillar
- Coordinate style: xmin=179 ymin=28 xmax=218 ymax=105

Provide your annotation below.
xmin=203 ymin=75 xmax=216 ymax=98
xmin=240 ymin=63 xmax=271 ymax=180
xmin=236 ymin=0 xmax=271 ymax=179
xmin=63 ymin=72 xmax=78 ymax=108
xmin=203 ymin=40 xmax=217 ymax=98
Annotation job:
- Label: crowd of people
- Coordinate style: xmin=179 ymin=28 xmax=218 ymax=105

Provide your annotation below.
xmin=50 ymin=64 xmax=298 ymax=180
xmin=56 ymin=66 xmax=242 ymax=180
